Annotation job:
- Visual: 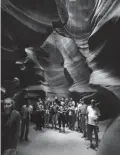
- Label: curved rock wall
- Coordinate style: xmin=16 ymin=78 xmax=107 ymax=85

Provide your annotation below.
xmin=54 ymin=0 xmax=120 ymax=99
xmin=2 ymin=0 xmax=120 ymax=100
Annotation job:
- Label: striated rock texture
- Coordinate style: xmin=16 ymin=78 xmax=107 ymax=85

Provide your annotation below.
xmin=25 ymin=34 xmax=70 ymax=97
xmin=1 ymin=0 xmax=120 ymax=100
xmin=37 ymin=34 xmax=70 ymax=97
xmin=2 ymin=1 xmax=120 ymax=155
xmin=54 ymin=0 xmax=120 ymax=99
xmin=53 ymin=32 xmax=96 ymax=93
xmin=1 ymin=0 xmax=60 ymax=97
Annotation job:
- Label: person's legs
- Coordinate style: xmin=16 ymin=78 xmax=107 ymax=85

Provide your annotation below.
xmin=73 ymin=115 xmax=76 ymax=130
xmin=85 ymin=124 xmax=89 ymax=140
xmin=54 ymin=114 xmax=57 ymax=129
xmin=41 ymin=116 xmax=44 ymax=128
xmin=36 ymin=115 xmax=39 ymax=130
xmin=73 ymin=115 xmax=75 ymax=130
xmin=51 ymin=115 xmax=54 ymax=128
xmin=48 ymin=114 xmax=50 ymax=127
xmin=88 ymin=124 xmax=94 ymax=147
xmin=36 ymin=121 xmax=39 ymax=130
xmin=69 ymin=116 xmax=72 ymax=129
xmin=81 ymin=116 xmax=86 ymax=137
xmin=20 ymin=119 xmax=25 ymax=140
xmin=39 ymin=115 xmax=42 ymax=130
xmin=25 ymin=119 xmax=30 ymax=140
xmin=93 ymin=126 xmax=99 ymax=147
xmin=44 ymin=114 xmax=47 ymax=127
xmin=62 ymin=115 xmax=66 ymax=133
xmin=66 ymin=113 xmax=69 ymax=127
xmin=35 ymin=111 xmax=40 ymax=130
xmin=58 ymin=115 xmax=61 ymax=132
xmin=46 ymin=114 xmax=50 ymax=127
xmin=81 ymin=115 xmax=84 ymax=133
xmin=79 ymin=117 xmax=82 ymax=132
xmin=53 ymin=115 xmax=55 ymax=128
xmin=77 ymin=117 xmax=79 ymax=130
xmin=68 ymin=116 xmax=70 ymax=129
xmin=42 ymin=117 xmax=44 ymax=128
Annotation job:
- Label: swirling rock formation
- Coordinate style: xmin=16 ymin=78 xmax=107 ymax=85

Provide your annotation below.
xmin=24 ymin=34 xmax=70 ymax=97
xmin=53 ymin=32 xmax=96 ymax=93
xmin=2 ymin=0 xmax=120 ymax=100
xmin=88 ymin=0 xmax=120 ymax=99
xmin=38 ymin=34 xmax=70 ymax=97
xmin=1 ymin=0 xmax=60 ymax=97
xmin=2 ymin=1 xmax=120 ymax=155
xmin=54 ymin=0 xmax=120 ymax=99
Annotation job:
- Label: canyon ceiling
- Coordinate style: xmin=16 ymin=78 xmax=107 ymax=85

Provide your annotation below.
xmin=1 ymin=0 xmax=120 ymax=99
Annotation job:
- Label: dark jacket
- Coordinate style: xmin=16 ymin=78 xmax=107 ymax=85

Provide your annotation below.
xmin=1 ymin=110 xmax=21 ymax=154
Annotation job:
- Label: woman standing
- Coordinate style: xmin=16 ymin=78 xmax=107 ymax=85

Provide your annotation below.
xmin=58 ymin=103 xmax=66 ymax=133
xmin=44 ymin=102 xmax=50 ymax=128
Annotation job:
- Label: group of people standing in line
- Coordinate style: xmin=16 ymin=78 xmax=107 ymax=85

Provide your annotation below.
xmin=21 ymin=96 xmax=101 ymax=150
xmin=1 ymin=95 xmax=100 ymax=155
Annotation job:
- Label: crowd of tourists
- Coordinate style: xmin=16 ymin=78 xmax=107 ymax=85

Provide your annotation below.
xmin=1 ymin=94 xmax=101 ymax=155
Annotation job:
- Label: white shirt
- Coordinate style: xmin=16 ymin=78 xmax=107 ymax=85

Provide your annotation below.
xmin=87 ymin=105 xmax=100 ymax=126
xmin=21 ymin=105 xmax=33 ymax=119
xmin=72 ymin=101 xmax=75 ymax=106
xmin=77 ymin=103 xmax=82 ymax=110
xmin=22 ymin=105 xmax=33 ymax=112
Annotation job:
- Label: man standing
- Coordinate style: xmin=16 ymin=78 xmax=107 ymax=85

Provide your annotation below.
xmin=20 ymin=99 xmax=33 ymax=141
xmin=58 ymin=103 xmax=66 ymax=133
xmin=35 ymin=103 xmax=42 ymax=131
xmin=86 ymin=99 xmax=100 ymax=149
xmin=79 ymin=99 xmax=88 ymax=138
xmin=68 ymin=102 xmax=75 ymax=130
xmin=51 ymin=101 xmax=59 ymax=129
xmin=76 ymin=99 xmax=82 ymax=132
xmin=44 ymin=99 xmax=50 ymax=128
xmin=2 ymin=98 xmax=21 ymax=154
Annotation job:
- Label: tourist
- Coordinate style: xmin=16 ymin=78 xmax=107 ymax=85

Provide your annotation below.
xmin=79 ymin=99 xmax=88 ymax=138
xmin=1 ymin=98 xmax=21 ymax=155
xmin=68 ymin=102 xmax=75 ymax=130
xmin=35 ymin=103 xmax=42 ymax=131
xmin=40 ymin=104 xmax=45 ymax=128
xmin=51 ymin=101 xmax=59 ymax=129
xmin=44 ymin=100 xmax=50 ymax=128
xmin=77 ymin=99 xmax=83 ymax=132
xmin=75 ymin=99 xmax=82 ymax=131
xmin=58 ymin=103 xmax=66 ymax=133
xmin=20 ymin=98 xmax=32 ymax=141
xmin=86 ymin=99 xmax=100 ymax=149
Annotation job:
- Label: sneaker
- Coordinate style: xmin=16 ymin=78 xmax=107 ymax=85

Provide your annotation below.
xmin=90 ymin=144 xmax=94 ymax=149
xmin=20 ymin=137 xmax=23 ymax=141
xmin=95 ymin=145 xmax=98 ymax=151
xmin=81 ymin=135 xmax=86 ymax=138
xmin=96 ymin=144 xmax=98 ymax=148
xmin=59 ymin=128 xmax=61 ymax=133
xmin=25 ymin=138 xmax=29 ymax=141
